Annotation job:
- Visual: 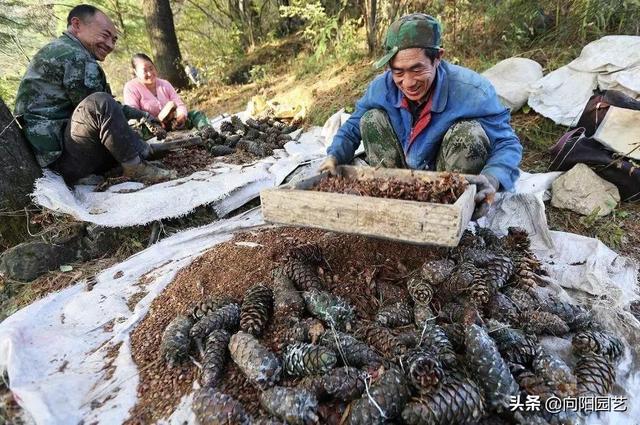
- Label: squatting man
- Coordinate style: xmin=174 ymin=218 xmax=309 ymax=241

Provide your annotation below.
xmin=320 ymin=13 xmax=523 ymax=218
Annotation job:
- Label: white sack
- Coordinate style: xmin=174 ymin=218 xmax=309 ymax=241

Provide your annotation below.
xmin=482 ymin=57 xmax=543 ymax=111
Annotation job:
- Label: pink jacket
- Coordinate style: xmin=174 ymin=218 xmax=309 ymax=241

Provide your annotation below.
xmin=123 ymin=78 xmax=188 ymax=118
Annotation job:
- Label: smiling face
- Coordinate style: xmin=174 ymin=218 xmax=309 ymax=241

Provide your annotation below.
xmin=389 ymin=48 xmax=443 ymax=102
xmin=133 ymin=58 xmax=158 ymax=86
xmin=69 ymin=11 xmax=118 ymax=61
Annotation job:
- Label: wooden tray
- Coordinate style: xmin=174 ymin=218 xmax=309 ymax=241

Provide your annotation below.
xmin=260 ymin=165 xmax=476 ymax=246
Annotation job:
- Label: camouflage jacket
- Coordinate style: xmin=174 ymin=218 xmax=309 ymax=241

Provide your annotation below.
xmin=14 ymin=32 xmax=111 ymax=166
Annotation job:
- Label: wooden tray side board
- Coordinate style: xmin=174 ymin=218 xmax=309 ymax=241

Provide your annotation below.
xmin=261 ymin=166 xmax=476 ymax=247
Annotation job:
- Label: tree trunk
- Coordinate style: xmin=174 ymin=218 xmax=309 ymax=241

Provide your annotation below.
xmin=0 ymin=97 xmax=42 ymax=250
xmin=364 ymin=0 xmax=378 ymax=54
xmin=142 ymin=0 xmax=190 ymax=90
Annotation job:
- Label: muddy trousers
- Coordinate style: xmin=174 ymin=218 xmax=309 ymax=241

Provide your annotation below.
xmin=359 ymin=108 xmax=491 ymax=173
xmin=52 ymin=92 xmax=148 ymax=184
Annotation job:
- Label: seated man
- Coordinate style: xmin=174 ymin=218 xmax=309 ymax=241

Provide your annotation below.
xmin=14 ymin=4 xmax=172 ymax=184
xmin=321 ymin=13 xmax=523 ymax=217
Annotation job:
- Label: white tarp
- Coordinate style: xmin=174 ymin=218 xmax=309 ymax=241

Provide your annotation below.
xmin=32 ymin=125 xmax=327 ymax=227
xmin=482 ymin=57 xmax=543 ymax=111
xmin=2 ymin=170 xmax=640 ymax=424
xmin=529 ymin=36 xmax=640 ymax=126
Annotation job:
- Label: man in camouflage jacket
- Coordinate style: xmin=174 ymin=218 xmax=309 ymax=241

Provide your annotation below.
xmin=14 ymin=4 xmax=172 ymax=183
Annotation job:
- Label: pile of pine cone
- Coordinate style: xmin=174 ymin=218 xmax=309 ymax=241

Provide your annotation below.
xmin=197 ymin=116 xmax=299 ymax=158
xmin=160 ymin=227 xmax=624 ymax=425
xmin=313 ymin=173 xmax=468 ymax=204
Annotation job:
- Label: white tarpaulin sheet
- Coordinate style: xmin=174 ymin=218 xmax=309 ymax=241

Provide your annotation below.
xmin=529 ymin=36 xmax=640 ymax=126
xmin=2 ymin=170 xmax=640 ymax=424
xmin=32 ymin=125 xmax=328 ymax=227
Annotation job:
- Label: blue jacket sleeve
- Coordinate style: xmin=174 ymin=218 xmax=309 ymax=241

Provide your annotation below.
xmin=476 ymin=87 xmax=523 ymax=191
xmin=326 ymin=79 xmax=378 ymax=164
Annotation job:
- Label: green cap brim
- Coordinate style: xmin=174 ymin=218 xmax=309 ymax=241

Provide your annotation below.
xmin=373 ymin=46 xmax=398 ymax=69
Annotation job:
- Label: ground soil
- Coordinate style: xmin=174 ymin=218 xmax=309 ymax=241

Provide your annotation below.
xmin=126 ymin=226 xmax=445 ymax=423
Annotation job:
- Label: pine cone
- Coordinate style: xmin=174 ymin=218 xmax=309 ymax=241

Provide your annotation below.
xmin=572 ymin=330 xmax=624 ymax=361
xmin=240 ymin=283 xmax=273 ymax=336
xmin=436 ymin=262 xmax=475 ymax=303
xmin=207 ymin=145 xmax=235 ymax=156
xmin=192 ymin=388 xmax=252 ymax=425
xmin=465 ymin=266 xmax=491 ymax=306
xmin=521 ymin=310 xmax=570 ymax=336
xmin=532 ymin=345 xmax=577 ymax=397
xmin=400 ymin=348 xmax=444 ymax=393
xmin=475 ymin=226 xmax=503 ymax=249
xmin=282 ymin=317 xmax=325 ymax=345
xmin=302 ymin=290 xmax=354 ymax=331
xmin=219 ymin=120 xmax=234 ymax=133
xmin=160 ymin=315 xmax=193 ymax=366
xmin=228 ymin=331 xmax=282 ymax=389
xmin=349 ymin=368 xmax=411 ymax=425
xmin=191 ymin=297 xmax=237 ymax=321
xmin=375 ymin=301 xmax=414 ymax=328
xmin=190 ymin=303 xmax=241 ymax=339
xmin=357 ymin=323 xmax=407 ymax=357
xmin=200 ymin=329 xmax=230 ymax=388
xmin=484 ymin=255 xmax=515 ymax=291
xmin=439 ymin=301 xmax=481 ymax=325
xmin=272 ymin=267 xmax=305 ymax=319
xmin=485 ymin=292 xmax=520 ymax=325
xmin=503 ymin=287 xmax=538 ymax=311
xmin=395 ymin=330 xmax=420 ymax=348
xmin=418 ymin=324 xmax=458 ymax=367
xmin=465 ymin=324 xmax=519 ymax=411
xmin=419 ymin=258 xmax=455 ymax=285
xmin=402 ymin=374 xmax=485 ymax=425
xmin=414 ymin=302 xmax=436 ymax=330
xmin=541 ymin=297 xmax=594 ymax=331
xmin=283 ymin=258 xmax=324 ymax=291
xmin=297 ymin=375 xmax=326 ymax=399
xmin=230 ymin=115 xmax=246 ymax=132
xmin=487 ymin=321 xmax=537 ymax=367
xmin=259 ymin=386 xmax=319 ymax=425
xmin=286 ymin=243 xmax=325 ymax=265
xmin=575 ymin=354 xmax=615 ymax=396
xmin=318 ymin=330 xmax=382 ymax=368
xmin=504 ymin=227 xmax=532 ymax=251
xmin=439 ymin=323 xmax=466 ymax=352
xmin=283 ymin=342 xmax=337 ymax=377
xmin=407 ymin=275 xmax=434 ymax=304
xmin=322 ymin=366 xmax=366 ymax=401
xmin=512 ymin=368 xmax=555 ymax=400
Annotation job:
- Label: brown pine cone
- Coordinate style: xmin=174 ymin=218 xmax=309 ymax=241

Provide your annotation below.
xmin=572 ymin=330 xmax=624 ymax=361
xmin=283 ymin=258 xmax=324 ymax=291
xmin=240 ymin=283 xmax=273 ymax=336
xmin=259 ymin=386 xmax=319 ymax=425
xmin=402 ymin=373 xmax=485 ymax=425
xmin=521 ymin=310 xmax=570 ymax=336
xmin=322 ymin=366 xmax=366 ymax=401
xmin=272 ymin=267 xmax=305 ymax=319
xmin=192 ymin=388 xmax=252 ymax=425
xmin=400 ymin=348 xmax=444 ymax=393
xmin=532 ymin=345 xmax=577 ymax=397
xmin=318 ymin=330 xmax=382 ymax=368
xmin=575 ymin=354 xmax=615 ymax=396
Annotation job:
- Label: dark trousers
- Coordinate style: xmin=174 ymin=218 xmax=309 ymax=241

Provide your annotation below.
xmin=52 ymin=92 xmax=147 ymax=183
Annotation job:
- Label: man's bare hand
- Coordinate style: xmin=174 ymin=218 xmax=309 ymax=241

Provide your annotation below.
xmin=465 ymin=174 xmax=499 ymax=220
xmin=319 ymin=156 xmax=338 ymax=175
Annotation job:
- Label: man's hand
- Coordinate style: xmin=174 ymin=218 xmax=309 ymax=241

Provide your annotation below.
xmin=465 ymin=174 xmax=499 ymax=220
xmin=319 ymin=155 xmax=338 ymax=175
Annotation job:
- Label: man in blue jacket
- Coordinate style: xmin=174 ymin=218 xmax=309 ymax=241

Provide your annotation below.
xmin=320 ymin=13 xmax=522 ymax=217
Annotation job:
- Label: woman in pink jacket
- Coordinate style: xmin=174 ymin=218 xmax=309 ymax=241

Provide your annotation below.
xmin=123 ymin=53 xmax=209 ymax=130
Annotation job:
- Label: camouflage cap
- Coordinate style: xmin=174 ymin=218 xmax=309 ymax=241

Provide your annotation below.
xmin=374 ymin=13 xmax=442 ymax=69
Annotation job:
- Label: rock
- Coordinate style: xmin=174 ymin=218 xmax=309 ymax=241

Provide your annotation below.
xmin=551 ymin=164 xmax=620 ymax=216
xmin=0 ymin=241 xmax=77 ymax=282
xmin=0 ymin=223 xmax=121 ymax=282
